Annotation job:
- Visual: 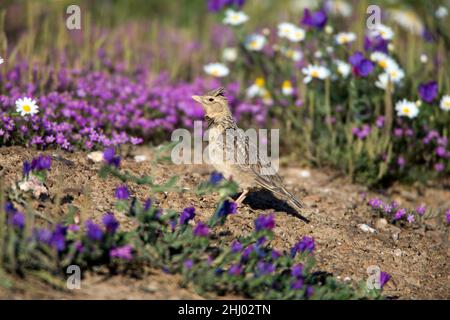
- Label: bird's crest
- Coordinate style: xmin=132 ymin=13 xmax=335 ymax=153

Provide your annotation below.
xmin=207 ymin=87 xmax=226 ymax=98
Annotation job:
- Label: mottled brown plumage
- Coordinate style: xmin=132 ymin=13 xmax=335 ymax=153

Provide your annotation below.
xmin=192 ymin=87 xmax=306 ymax=216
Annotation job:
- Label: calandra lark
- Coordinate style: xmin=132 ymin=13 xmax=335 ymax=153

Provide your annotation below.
xmin=192 ymin=87 xmax=306 ymax=217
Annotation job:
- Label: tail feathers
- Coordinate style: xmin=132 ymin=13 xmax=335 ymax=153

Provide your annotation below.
xmin=277 ymin=187 xmax=306 ymax=213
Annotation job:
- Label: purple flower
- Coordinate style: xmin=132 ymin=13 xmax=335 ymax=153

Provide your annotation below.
xmin=4 ymin=201 xmax=17 ymax=215
xmin=436 ymin=146 xmax=446 ymax=157
xmin=394 ymin=208 xmax=406 ymax=220
xmin=209 ymin=171 xmax=224 ymax=185
xmin=85 ymin=220 xmax=103 ymax=241
xmin=368 ymin=198 xmax=383 ymax=208
xmin=364 ymin=35 xmax=388 ymax=54
xmin=291 ymin=264 xmax=303 ymax=278
xmin=446 ymin=209 xmax=450 ymax=223
xmin=180 ymin=207 xmax=196 ymax=224
xmin=110 ymin=245 xmax=133 ymax=260
xmin=231 ymin=240 xmax=243 ymax=253
xmin=11 ymin=212 xmax=25 ymax=229
xmin=68 ymin=224 xmax=80 ymax=232
xmin=291 ymin=278 xmax=304 ymax=290
xmin=254 ymin=213 xmax=275 ymax=232
xmin=349 ymin=51 xmax=374 ymax=77
xmin=228 ymin=263 xmax=242 ymax=276
xmin=397 ymin=156 xmax=406 ymax=168
xmin=291 ymin=236 xmax=315 ymax=257
xmin=193 ymin=221 xmax=209 ymax=237
xmin=407 ymin=214 xmax=414 ymax=223
xmin=102 ymin=212 xmax=119 ymax=233
xmin=380 ymin=271 xmax=391 ymax=288
xmin=103 ymin=147 xmax=121 ymax=168
xmin=35 ymin=228 xmax=52 ymax=244
xmin=375 ymin=116 xmax=385 ymax=128
xmin=301 ymin=8 xmax=328 ymax=29
xmin=23 ymin=161 xmax=31 ymax=177
xmin=217 ymin=200 xmax=237 ymax=217
xmin=31 ymin=155 xmax=52 ymax=171
xmin=50 ymin=225 xmax=67 ymax=252
xmin=415 ymin=205 xmax=426 ymax=216
xmin=434 ymin=163 xmax=445 ymax=172
xmin=207 ymin=0 xmax=245 ymax=12
xmin=115 ymin=185 xmax=130 ymax=200
xmin=257 ymin=261 xmax=275 ymax=275
xmin=183 ymin=259 xmax=193 ymax=270
xmin=418 ymin=81 xmax=438 ymax=103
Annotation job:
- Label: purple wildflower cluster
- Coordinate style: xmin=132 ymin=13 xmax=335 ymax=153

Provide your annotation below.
xmin=349 ymin=51 xmax=374 ymax=77
xmin=0 ymin=60 xmax=255 ymax=150
xmin=367 ymin=197 xmax=436 ymax=224
xmin=207 ymin=0 xmax=245 ymax=12
xmin=23 ymin=155 xmax=52 ymax=177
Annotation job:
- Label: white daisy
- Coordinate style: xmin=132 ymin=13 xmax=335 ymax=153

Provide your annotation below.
xmin=335 ymin=32 xmax=356 ymax=45
xmin=246 ymin=78 xmax=266 ymax=98
xmin=222 ymin=48 xmax=238 ymax=62
xmin=280 ymin=47 xmax=303 ymax=61
xmin=370 ymin=52 xmax=399 ymax=71
xmin=15 ymin=97 xmax=39 ymax=116
xmin=277 ymin=22 xmax=297 ymax=39
xmin=281 ymin=80 xmax=294 ymax=96
xmin=287 ymin=27 xmax=306 ymax=42
xmin=302 ymin=65 xmax=330 ymax=84
xmin=0 ymin=56 xmax=4 ymax=65
xmin=395 ymin=99 xmax=419 ymax=119
xmin=436 ymin=6 xmax=448 ymax=18
xmin=245 ymin=34 xmax=266 ymax=51
xmin=375 ymin=69 xmax=404 ymax=91
xmin=335 ymin=60 xmax=351 ymax=78
xmin=203 ymin=63 xmax=230 ymax=77
xmin=440 ymin=95 xmax=450 ymax=111
xmin=223 ymin=9 xmax=249 ymax=26
xmin=370 ymin=23 xmax=394 ymax=40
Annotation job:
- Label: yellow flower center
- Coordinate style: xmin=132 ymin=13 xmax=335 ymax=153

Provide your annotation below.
xmin=250 ymin=40 xmax=258 ymax=48
xmin=282 ymin=80 xmax=292 ymax=89
xmin=445 ymin=101 xmax=450 ymax=107
xmin=211 ymin=69 xmax=220 ymax=76
xmin=255 ymin=77 xmax=265 ymax=87
xmin=311 ymin=70 xmax=320 ymax=78
xmin=23 ymin=105 xmax=31 ymax=113
xmin=379 ymin=60 xmax=387 ymax=68
xmin=402 ymin=107 xmax=410 ymax=114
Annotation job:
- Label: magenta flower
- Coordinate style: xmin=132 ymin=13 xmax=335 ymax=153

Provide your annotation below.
xmin=110 ymin=245 xmax=133 ymax=261
xmin=415 ymin=205 xmax=426 ymax=216
xmin=394 ymin=208 xmax=406 ymax=220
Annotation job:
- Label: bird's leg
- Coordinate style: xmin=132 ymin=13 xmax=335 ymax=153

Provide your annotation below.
xmin=235 ymin=189 xmax=249 ymax=205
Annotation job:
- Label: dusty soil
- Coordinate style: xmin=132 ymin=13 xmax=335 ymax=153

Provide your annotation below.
xmin=0 ymin=145 xmax=448 ymax=300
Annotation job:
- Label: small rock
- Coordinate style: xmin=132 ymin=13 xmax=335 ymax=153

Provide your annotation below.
xmin=393 ymin=248 xmax=402 ymax=256
xmin=299 ymin=170 xmax=311 ymax=178
xmin=87 ymin=151 xmax=104 ymax=163
xmin=358 ymin=223 xmax=376 ymax=234
xmin=134 ymin=155 xmax=147 ymax=163
xmin=375 ymin=218 xmax=388 ymax=230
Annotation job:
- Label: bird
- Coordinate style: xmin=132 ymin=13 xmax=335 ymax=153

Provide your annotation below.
xmin=192 ymin=87 xmax=308 ymax=220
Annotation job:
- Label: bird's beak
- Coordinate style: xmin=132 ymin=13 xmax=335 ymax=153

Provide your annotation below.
xmin=192 ymin=95 xmax=202 ymax=103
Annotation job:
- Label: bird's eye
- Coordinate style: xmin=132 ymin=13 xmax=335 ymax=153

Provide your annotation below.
xmin=208 ymin=98 xmax=214 ymax=102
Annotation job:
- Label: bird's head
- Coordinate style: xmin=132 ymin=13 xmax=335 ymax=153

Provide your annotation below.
xmin=192 ymin=87 xmax=231 ymax=120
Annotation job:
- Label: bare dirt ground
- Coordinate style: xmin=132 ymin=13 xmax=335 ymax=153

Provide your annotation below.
xmin=0 ymin=146 xmax=448 ymax=299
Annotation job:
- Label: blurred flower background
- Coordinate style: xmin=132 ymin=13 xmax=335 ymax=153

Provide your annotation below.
xmin=0 ymin=0 xmax=449 ymax=186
